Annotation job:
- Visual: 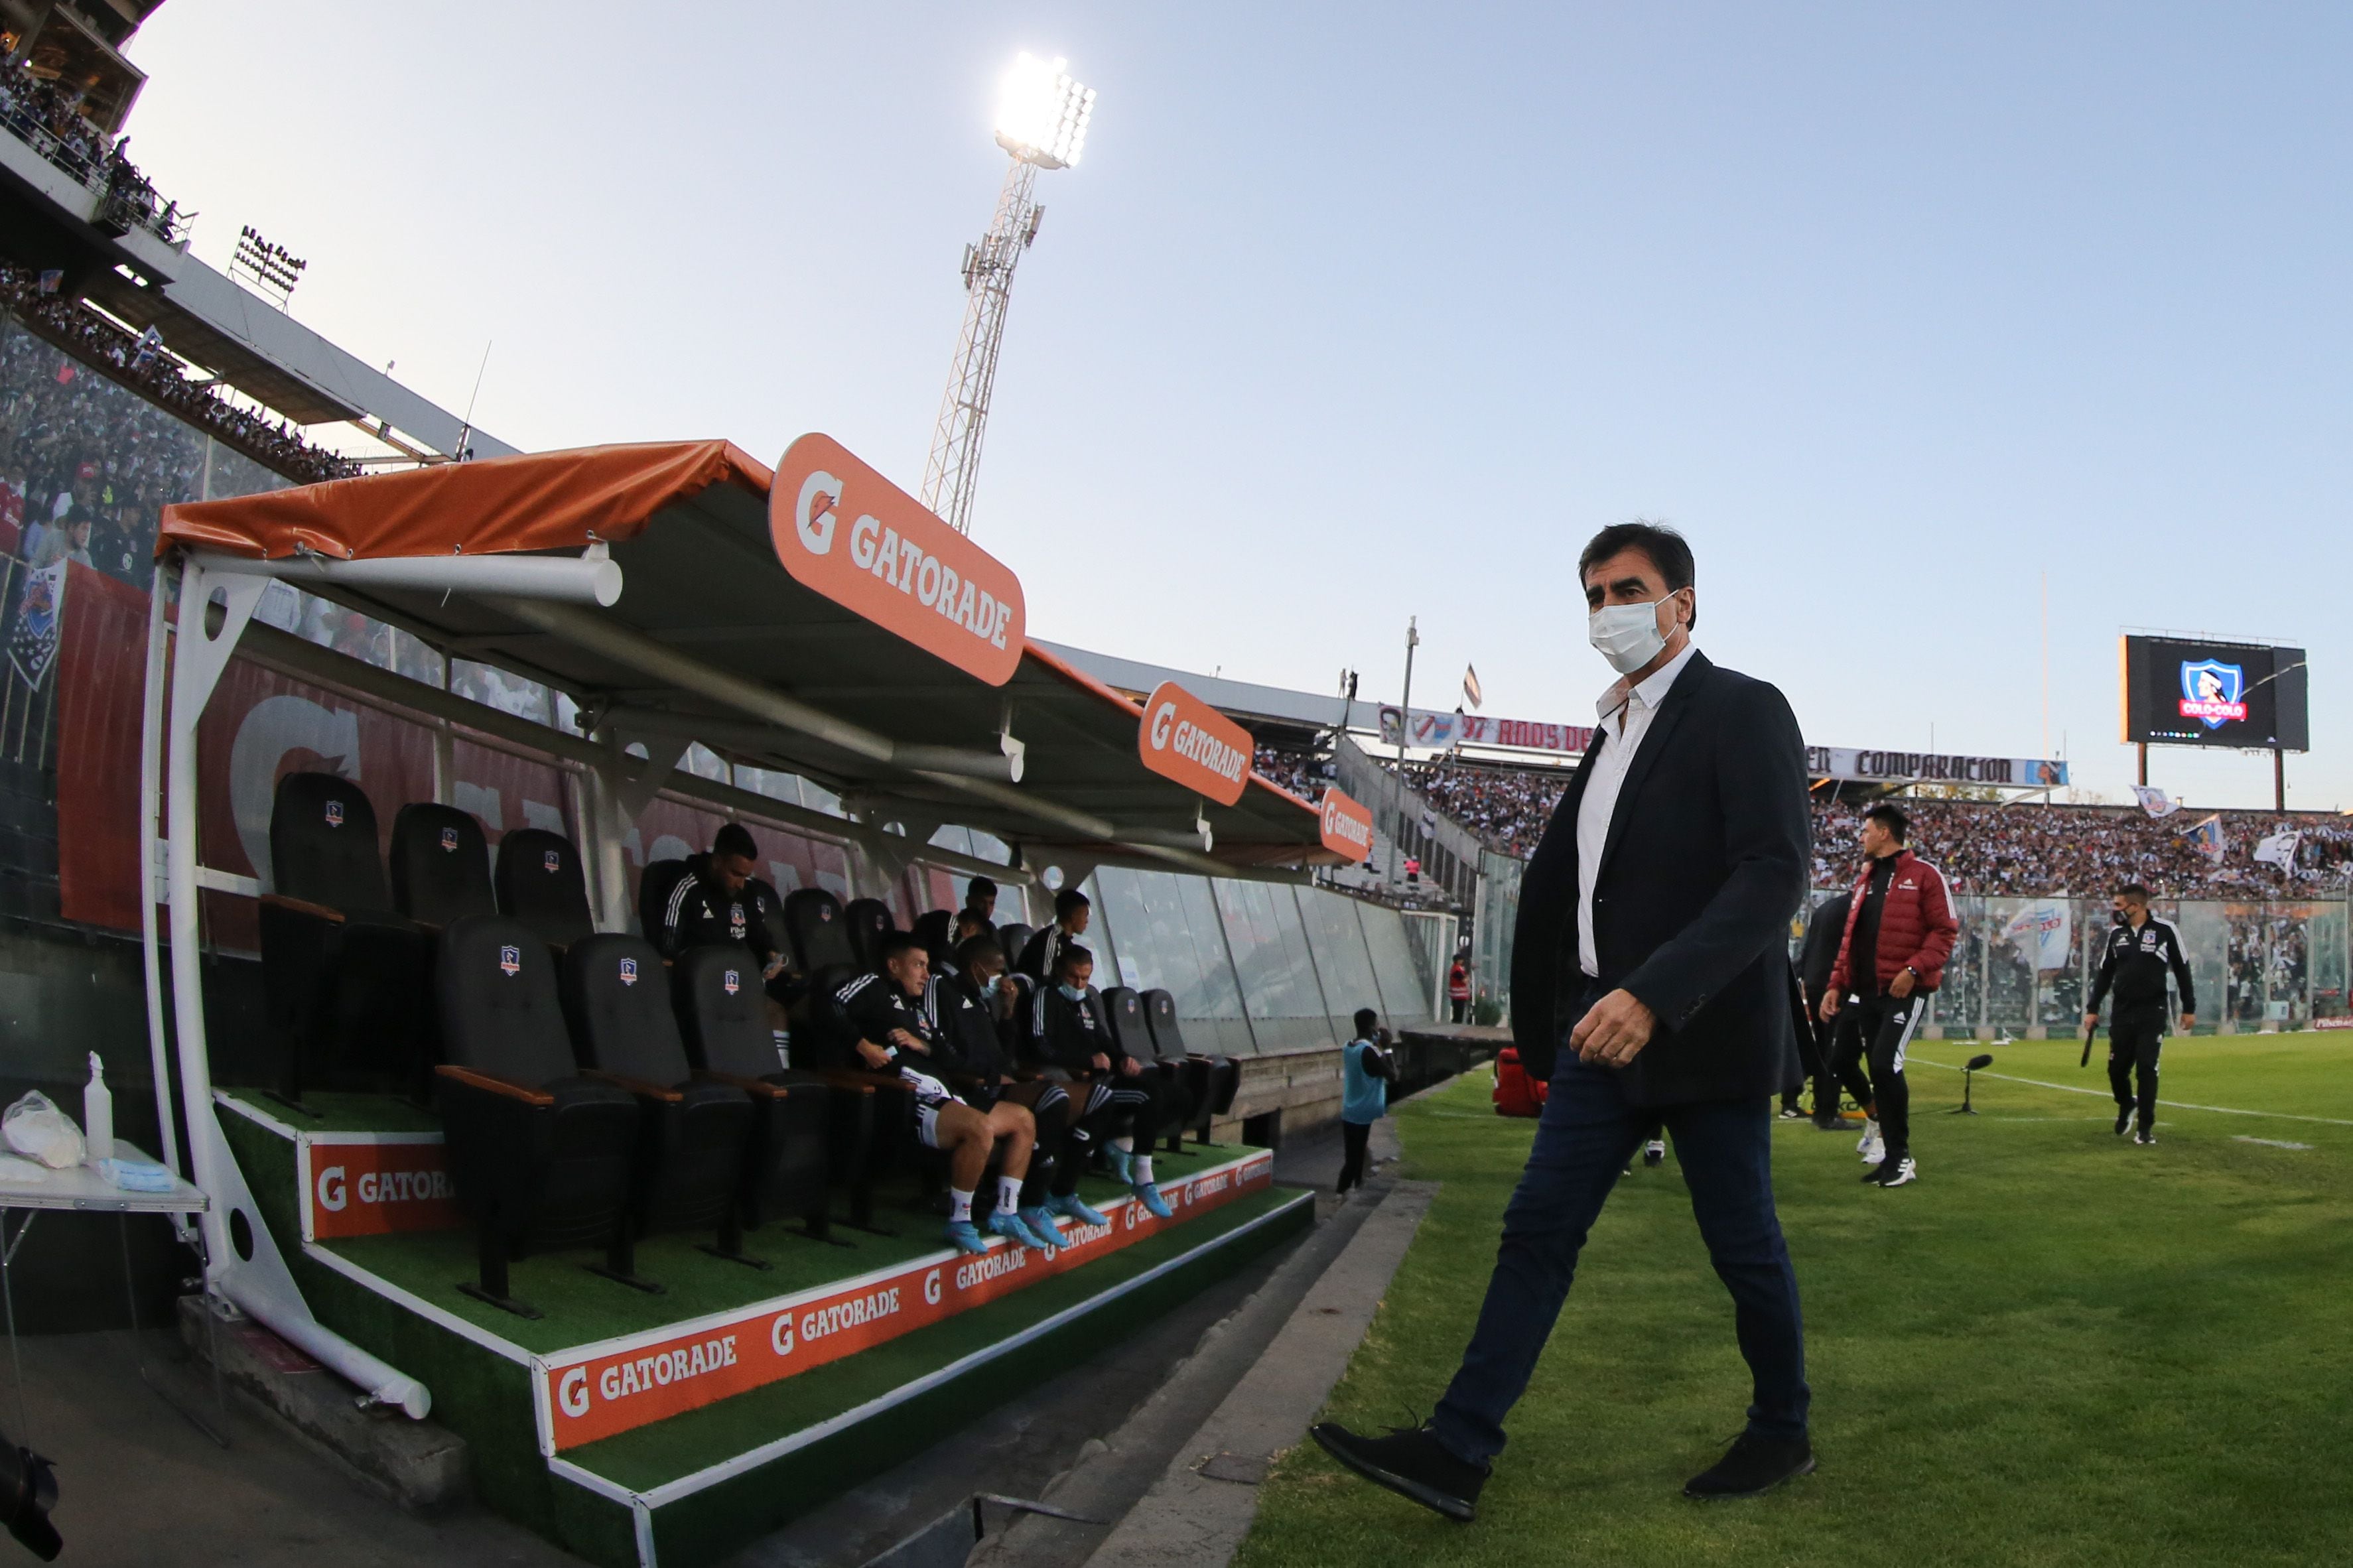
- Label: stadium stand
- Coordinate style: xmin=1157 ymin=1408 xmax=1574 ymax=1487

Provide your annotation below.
xmin=1341 ymin=749 xmax=2353 ymax=897
xmin=2 ymin=265 xmax=361 ymax=486
xmin=0 ymin=58 xmax=183 ymax=243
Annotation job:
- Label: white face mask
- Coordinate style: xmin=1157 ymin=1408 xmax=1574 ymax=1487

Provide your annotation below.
xmin=1587 ymin=592 xmax=1680 ymax=676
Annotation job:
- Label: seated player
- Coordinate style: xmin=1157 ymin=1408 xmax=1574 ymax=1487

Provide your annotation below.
xmin=930 ymin=935 xmax=1111 ymax=1232
xmin=962 ymin=876 xmax=999 ymax=935
xmin=1016 ymin=887 xmax=1092 ymax=981
xmin=658 ymin=824 xmax=791 ymax=994
xmin=1028 ymin=942 xmax=1176 ymax=1218
xmin=836 ymin=933 xmax=1055 ymax=1256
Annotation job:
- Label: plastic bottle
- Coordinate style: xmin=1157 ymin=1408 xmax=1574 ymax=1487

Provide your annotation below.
xmin=82 ymin=1052 xmax=113 ymax=1163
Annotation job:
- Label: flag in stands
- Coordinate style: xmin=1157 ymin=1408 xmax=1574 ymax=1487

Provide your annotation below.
xmin=2185 ymin=814 xmax=2226 ymax=865
xmin=2131 ymin=785 xmax=2179 ymax=818
xmin=1463 ymin=664 xmax=1483 ymax=709
xmin=2253 ymin=829 xmax=2302 ymax=871
xmin=1999 ymin=899 xmax=2073 ymax=971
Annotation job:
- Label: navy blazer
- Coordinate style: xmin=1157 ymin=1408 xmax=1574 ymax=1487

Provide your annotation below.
xmin=1509 ymin=651 xmax=1810 ymax=1105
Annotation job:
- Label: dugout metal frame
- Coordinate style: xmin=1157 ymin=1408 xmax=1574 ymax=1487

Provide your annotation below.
xmin=134 ymin=438 xmax=1342 ymax=1420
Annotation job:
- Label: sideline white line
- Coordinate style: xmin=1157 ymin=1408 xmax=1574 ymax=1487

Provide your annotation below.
xmin=1909 ymin=1057 xmax=2353 ymax=1128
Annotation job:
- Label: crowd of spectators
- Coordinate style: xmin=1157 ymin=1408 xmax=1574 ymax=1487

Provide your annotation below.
xmin=1251 ymin=746 xmax=1329 ymax=801
xmin=1810 ymin=797 xmax=2353 ymax=899
xmin=1 ymin=267 xmax=358 ymax=490
xmin=1349 ymin=751 xmax=2353 ymax=899
xmin=1 ymin=59 xmax=184 ymax=243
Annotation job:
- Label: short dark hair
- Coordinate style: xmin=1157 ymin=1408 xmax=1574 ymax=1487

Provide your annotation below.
xmin=1578 ymin=521 xmax=1696 ymax=631
xmin=880 ymin=930 xmax=926 ymax=964
xmin=966 ymin=876 xmax=997 ymax=903
xmin=712 ymin=822 xmax=758 ymax=861
xmin=1054 ymin=887 xmax=1091 ymax=921
xmin=1863 ymin=802 xmax=1909 ymax=843
xmin=2118 ymin=882 xmax=2151 ymax=903
xmin=1353 ymin=1007 xmax=1379 ymax=1037
xmin=1055 ymin=941 xmax=1094 ymax=976
xmin=955 ymin=933 xmax=1006 ymax=972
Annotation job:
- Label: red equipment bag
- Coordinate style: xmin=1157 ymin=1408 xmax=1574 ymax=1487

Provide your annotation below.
xmin=1493 ymin=1047 xmax=1547 ymax=1118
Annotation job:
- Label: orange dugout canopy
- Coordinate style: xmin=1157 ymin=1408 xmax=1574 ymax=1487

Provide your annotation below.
xmin=157 ymin=436 xmax=1341 ymax=878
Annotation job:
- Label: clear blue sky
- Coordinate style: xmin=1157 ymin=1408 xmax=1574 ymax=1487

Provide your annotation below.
xmin=121 ymin=3 xmax=2353 ymax=809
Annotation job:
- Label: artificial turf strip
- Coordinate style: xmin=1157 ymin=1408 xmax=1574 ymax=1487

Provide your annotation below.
xmin=1239 ymin=1035 xmax=2353 ymax=1568
xmin=219 ymin=1087 xmax=444 ymax=1134
xmin=630 ymin=1189 xmax=1313 ymax=1568
xmin=573 ymin=1183 xmax=1309 ymax=1490
xmin=322 ymin=1141 xmax=1233 ymax=1353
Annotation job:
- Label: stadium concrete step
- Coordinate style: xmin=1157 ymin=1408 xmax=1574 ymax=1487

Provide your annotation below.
xmin=213 ymin=1087 xmax=1310 ymax=1568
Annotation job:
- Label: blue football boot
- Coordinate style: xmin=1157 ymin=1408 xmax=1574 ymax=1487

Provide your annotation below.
xmin=943 ymin=1218 xmax=989 ymax=1255
xmin=1133 ymin=1182 xmax=1174 ymax=1220
xmin=988 ymin=1209 xmax=1055 ymax=1251
xmin=1045 ymin=1191 xmax=1110 ymax=1228
xmin=1018 ymin=1205 xmax=1064 ymax=1246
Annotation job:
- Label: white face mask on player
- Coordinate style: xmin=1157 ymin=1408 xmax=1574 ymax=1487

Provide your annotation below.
xmin=1587 ymin=592 xmax=1682 ymax=677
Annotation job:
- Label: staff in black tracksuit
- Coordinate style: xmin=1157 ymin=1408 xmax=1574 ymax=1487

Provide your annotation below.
xmin=2084 ymin=882 xmax=2195 ymax=1145
xmin=1029 ymin=942 xmax=1177 ymax=1218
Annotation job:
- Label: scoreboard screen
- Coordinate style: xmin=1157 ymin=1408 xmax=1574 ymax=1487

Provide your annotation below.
xmin=2120 ymin=636 xmax=2308 ymax=751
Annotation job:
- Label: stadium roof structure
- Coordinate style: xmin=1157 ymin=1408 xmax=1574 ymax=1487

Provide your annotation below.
xmin=156 ymin=439 xmax=1337 ymax=880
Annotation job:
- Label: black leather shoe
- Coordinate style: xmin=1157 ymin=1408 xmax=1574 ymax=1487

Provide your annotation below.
xmin=1684 ymin=1432 xmax=1814 ymax=1498
xmin=1310 ymin=1419 xmax=1489 ymax=1522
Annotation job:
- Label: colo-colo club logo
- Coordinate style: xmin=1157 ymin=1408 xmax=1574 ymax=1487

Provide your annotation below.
xmin=2178 ymin=659 xmax=2247 ymax=730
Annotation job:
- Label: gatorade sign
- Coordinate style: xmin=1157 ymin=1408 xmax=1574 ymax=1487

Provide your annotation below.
xmin=1317 ymin=789 xmax=1375 ymax=862
xmin=1138 ymin=681 xmax=1251 ymax=807
xmin=295 ymin=1134 xmax=460 ymax=1241
xmin=534 ymin=1149 xmax=1278 ymax=1449
xmin=770 ymin=433 xmax=1026 ymax=686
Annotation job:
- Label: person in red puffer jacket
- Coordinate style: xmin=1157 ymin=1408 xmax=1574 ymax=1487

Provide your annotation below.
xmin=1821 ymin=803 xmax=1957 ymax=1189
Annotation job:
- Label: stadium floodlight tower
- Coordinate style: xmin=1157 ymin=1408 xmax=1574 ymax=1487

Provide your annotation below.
xmin=920 ymin=52 xmax=1096 ymax=536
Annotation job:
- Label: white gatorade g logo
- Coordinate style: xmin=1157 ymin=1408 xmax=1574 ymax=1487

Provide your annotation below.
xmin=316 ymin=1165 xmax=346 ymax=1212
xmin=795 ymin=470 xmax=840 ymax=555
xmin=924 ymin=1268 xmax=943 ymax=1306
xmin=771 ymin=1313 xmax=796 ymax=1358
xmin=558 ymin=1367 xmax=589 ymax=1418
xmin=1150 ymin=701 xmax=1177 ymax=750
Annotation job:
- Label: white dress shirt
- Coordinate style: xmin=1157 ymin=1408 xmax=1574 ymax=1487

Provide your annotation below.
xmin=1576 ymin=642 xmax=1698 ymax=977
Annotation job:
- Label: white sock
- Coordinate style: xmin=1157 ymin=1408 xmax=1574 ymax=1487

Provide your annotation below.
xmin=996 ymin=1176 xmax=1022 ymax=1214
xmin=1112 ymin=1135 xmax=1134 ymax=1153
xmin=949 ymin=1188 xmax=974 ymax=1224
xmin=1132 ymin=1155 xmax=1154 ymax=1187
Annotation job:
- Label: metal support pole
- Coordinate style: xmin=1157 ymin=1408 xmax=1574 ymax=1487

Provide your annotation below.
xmin=2275 ymin=747 xmax=2286 ymax=812
xmin=2137 ymin=742 xmax=2148 ymax=787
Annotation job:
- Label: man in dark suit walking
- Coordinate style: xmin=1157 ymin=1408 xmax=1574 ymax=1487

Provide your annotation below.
xmin=1313 ymin=521 xmax=1814 ymax=1520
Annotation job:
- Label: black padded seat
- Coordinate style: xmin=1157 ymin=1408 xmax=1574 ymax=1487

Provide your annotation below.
xmin=259 ymin=772 xmax=433 ymax=1104
xmin=995 ymin=923 xmax=1036 ymax=980
xmin=433 ymin=914 xmax=641 ymax=1315
xmin=842 ymin=897 xmax=895 ymax=972
xmin=389 ymin=803 xmax=496 ymax=927
xmin=494 ymin=828 xmax=596 ymax=949
xmin=783 ymin=888 xmax=858 ymax=974
xmin=1103 ymin=985 xmax=1195 ymax=1147
xmin=560 ymin=935 xmax=758 ymax=1269
xmin=1144 ymin=988 xmax=1241 ymax=1140
xmin=672 ymin=945 xmax=839 ymax=1240
xmin=911 ymin=909 xmax=955 ymax=967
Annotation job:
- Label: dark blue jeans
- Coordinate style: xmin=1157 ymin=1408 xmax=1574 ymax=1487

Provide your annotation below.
xmin=1432 ymin=1040 xmax=1810 ymax=1465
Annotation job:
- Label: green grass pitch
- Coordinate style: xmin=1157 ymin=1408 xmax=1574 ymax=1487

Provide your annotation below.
xmin=1240 ymin=1033 xmax=2353 ymax=1567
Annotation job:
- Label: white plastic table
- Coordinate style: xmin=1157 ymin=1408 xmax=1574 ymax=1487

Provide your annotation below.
xmin=0 ymin=1142 xmax=222 ymax=1446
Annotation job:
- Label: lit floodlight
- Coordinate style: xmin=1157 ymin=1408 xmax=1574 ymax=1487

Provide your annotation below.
xmin=995 ymin=52 xmax=1095 ymax=169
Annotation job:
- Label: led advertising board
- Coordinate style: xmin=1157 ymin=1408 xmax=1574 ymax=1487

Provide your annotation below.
xmin=2119 ymin=636 xmax=2308 ymax=751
